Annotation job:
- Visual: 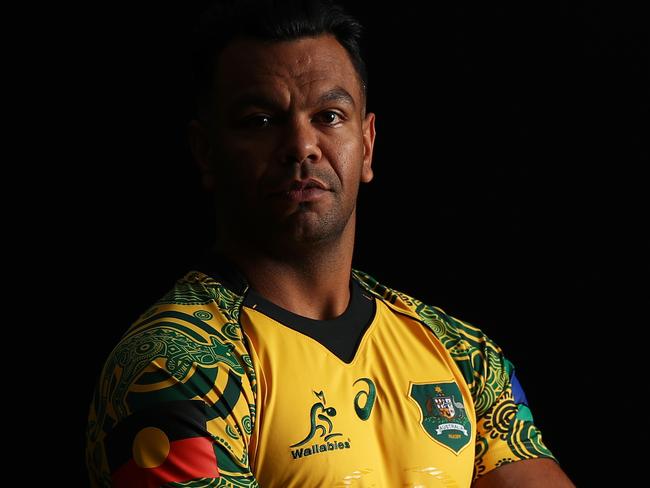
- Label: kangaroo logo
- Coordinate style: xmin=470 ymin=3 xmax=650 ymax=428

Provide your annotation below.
xmin=290 ymin=391 xmax=342 ymax=447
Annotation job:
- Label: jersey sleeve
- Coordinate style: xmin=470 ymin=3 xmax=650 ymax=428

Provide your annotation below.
xmin=441 ymin=313 xmax=557 ymax=480
xmin=85 ymin=275 xmax=260 ymax=487
xmin=351 ymin=270 xmax=559 ymax=481
xmin=351 ymin=270 xmax=560 ymax=482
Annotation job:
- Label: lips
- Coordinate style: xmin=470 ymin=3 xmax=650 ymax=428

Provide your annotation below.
xmin=269 ymin=178 xmax=328 ymax=196
xmin=269 ymin=178 xmax=330 ymax=203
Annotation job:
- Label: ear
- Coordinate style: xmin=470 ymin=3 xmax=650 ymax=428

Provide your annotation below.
xmin=360 ymin=112 xmax=376 ymax=184
xmin=188 ymin=119 xmax=216 ymax=191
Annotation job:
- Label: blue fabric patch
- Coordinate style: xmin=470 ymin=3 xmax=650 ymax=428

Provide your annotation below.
xmin=510 ymin=371 xmax=529 ymax=406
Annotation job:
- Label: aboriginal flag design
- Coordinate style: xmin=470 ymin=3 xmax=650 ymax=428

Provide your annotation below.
xmin=105 ymin=400 xmax=219 ymax=487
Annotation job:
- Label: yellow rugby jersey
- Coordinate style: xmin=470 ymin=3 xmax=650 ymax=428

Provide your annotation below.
xmin=243 ymin=281 xmax=476 ymax=487
xmin=86 ymin=267 xmax=555 ymax=487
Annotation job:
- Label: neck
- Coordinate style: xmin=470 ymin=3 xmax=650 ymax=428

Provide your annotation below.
xmin=221 ymin=219 xmax=356 ymax=321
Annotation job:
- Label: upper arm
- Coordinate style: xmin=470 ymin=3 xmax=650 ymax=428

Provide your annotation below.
xmin=472 ymin=458 xmax=575 ymax=488
xmin=85 ymin=300 xmax=259 ymax=487
xmin=472 ymin=360 xmax=556 ymax=479
xmin=439 ymin=315 xmax=558 ymax=481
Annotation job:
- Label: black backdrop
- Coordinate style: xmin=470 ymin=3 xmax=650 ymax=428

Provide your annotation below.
xmin=69 ymin=1 xmax=647 ymax=486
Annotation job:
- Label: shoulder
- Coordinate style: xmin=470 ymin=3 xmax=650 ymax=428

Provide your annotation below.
xmin=86 ymin=272 xmax=257 ymax=486
xmin=353 ymin=269 xmax=509 ymax=398
xmin=152 ymin=270 xmax=243 ymax=317
xmin=89 ymin=270 xmax=254 ymax=428
xmin=352 ymin=269 xmax=493 ymax=349
xmin=122 ymin=271 xmax=248 ymax=355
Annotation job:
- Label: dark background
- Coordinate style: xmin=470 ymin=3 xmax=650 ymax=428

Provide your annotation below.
xmin=63 ymin=1 xmax=647 ymax=486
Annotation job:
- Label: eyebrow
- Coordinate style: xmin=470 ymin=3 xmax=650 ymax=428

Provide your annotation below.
xmin=316 ymin=87 xmax=356 ymax=109
xmin=228 ymin=94 xmax=281 ymax=113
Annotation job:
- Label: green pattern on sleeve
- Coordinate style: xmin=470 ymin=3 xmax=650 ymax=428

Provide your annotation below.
xmin=85 ymin=271 xmax=260 ymax=487
xmin=353 ymin=269 xmax=556 ymax=479
xmin=167 ymin=475 xmax=261 ymax=487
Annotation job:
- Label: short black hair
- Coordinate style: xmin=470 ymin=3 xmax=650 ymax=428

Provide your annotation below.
xmin=190 ymin=0 xmax=367 ymax=123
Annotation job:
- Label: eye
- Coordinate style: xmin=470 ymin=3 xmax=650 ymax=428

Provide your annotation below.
xmin=242 ymin=114 xmax=272 ymax=128
xmin=315 ymin=111 xmax=343 ymax=126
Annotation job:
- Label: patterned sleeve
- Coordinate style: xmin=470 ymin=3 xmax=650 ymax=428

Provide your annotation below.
xmin=85 ymin=274 xmax=260 ymax=487
xmin=399 ymin=295 xmax=556 ymax=480
xmin=351 ymin=270 xmax=558 ymax=481
xmin=442 ymin=313 xmax=557 ymax=480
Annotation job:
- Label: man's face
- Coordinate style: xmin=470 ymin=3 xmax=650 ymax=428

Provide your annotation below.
xmin=199 ymin=34 xmax=375 ymax=252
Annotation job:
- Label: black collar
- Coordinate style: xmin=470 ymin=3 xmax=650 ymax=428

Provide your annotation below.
xmin=242 ymin=278 xmax=376 ymax=364
xmin=195 ymin=251 xmax=377 ymax=363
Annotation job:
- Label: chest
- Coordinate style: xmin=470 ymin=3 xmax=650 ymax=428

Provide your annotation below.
xmin=242 ymin=303 xmax=476 ymax=487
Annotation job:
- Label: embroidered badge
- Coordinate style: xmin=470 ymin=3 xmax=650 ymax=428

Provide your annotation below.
xmin=408 ymin=381 xmax=472 ymax=454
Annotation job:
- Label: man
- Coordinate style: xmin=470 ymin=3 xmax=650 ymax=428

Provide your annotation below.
xmin=86 ymin=0 xmax=575 ymax=486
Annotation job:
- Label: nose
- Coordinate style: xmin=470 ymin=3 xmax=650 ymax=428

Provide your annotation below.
xmin=277 ymin=115 xmax=322 ymax=166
